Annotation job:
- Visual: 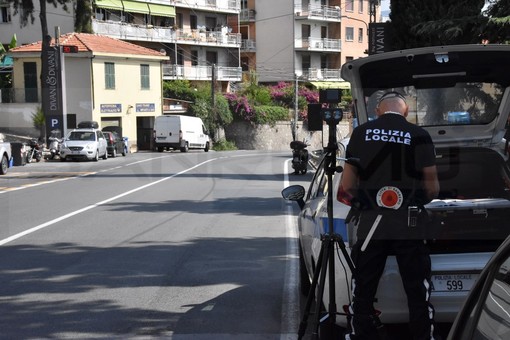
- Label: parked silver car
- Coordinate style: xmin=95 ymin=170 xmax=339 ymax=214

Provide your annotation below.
xmin=60 ymin=129 xmax=108 ymax=162
xmin=283 ymin=44 xmax=510 ymax=330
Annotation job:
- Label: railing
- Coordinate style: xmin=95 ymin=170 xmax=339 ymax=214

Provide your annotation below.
xmin=171 ymin=0 xmax=240 ymax=12
xmin=241 ymin=39 xmax=256 ymax=52
xmin=296 ymin=38 xmax=341 ymax=51
xmin=162 ymin=64 xmax=242 ymax=81
xmin=93 ymin=20 xmax=241 ymax=47
xmin=239 ymin=8 xmax=256 ymax=21
xmin=0 ymin=88 xmax=39 ymax=104
xmin=301 ymin=68 xmax=342 ymax=81
xmin=294 ymin=4 xmax=341 ymax=21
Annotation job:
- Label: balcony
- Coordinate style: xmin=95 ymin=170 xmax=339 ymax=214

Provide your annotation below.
xmin=171 ymin=0 xmax=240 ymax=13
xmin=239 ymin=9 xmax=256 ymax=22
xmin=294 ymin=4 xmax=341 ymax=21
xmin=0 ymin=87 xmax=39 ymax=104
xmin=92 ymin=20 xmax=241 ymax=48
xmin=176 ymin=29 xmax=241 ymax=47
xmin=301 ymin=68 xmax=342 ymax=81
xmin=295 ymin=37 xmax=341 ymax=52
xmin=241 ymin=39 xmax=256 ymax=52
xmin=162 ymin=64 xmax=242 ymax=81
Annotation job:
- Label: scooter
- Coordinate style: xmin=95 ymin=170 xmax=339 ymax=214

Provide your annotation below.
xmin=47 ymin=130 xmax=62 ymax=160
xmin=26 ymin=139 xmax=43 ymax=163
xmin=290 ymin=140 xmax=309 ymax=175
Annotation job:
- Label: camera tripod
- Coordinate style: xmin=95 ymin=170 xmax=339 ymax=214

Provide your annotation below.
xmin=297 ymin=109 xmax=388 ymax=339
xmin=297 ymin=111 xmax=357 ymax=340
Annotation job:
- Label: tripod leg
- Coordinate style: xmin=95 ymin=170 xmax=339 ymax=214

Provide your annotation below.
xmin=311 ymin=238 xmax=334 ymax=339
xmin=298 ymin=241 xmax=326 ymax=339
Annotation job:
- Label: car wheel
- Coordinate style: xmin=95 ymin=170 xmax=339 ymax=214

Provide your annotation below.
xmin=180 ymin=142 xmax=189 ymax=153
xmin=0 ymin=155 xmax=8 ymax=175
xmin=103 ymin=150 xmax=108 ymax=160
xmin=60 ymin=156 xmax=66 ymax=162
xmin=299 ymin=243 xmax=312 ymax=296
xmin=112 ymin=149 xmax=117 ymax=158
xmin=93 ymin=151 xmax=99 ymax=162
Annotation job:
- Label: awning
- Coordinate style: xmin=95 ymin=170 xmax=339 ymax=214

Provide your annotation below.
xmin=95 ymin=0 xmax=123 ymax=11
xmin=122 ymin=0 xmax=150 ymax=14
xmin=310 ymin=81 xmax=351 ymax=90
xmin=148 ymin=3 xmax=176 ymax=17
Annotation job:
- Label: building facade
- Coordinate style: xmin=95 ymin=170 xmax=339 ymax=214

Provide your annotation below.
xmin=240 ymin=0 xmax=378 ymax=84
xmin=8 ymin=33 xmax=169 ymax=151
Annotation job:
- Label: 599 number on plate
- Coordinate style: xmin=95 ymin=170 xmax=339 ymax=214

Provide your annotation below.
xmin=431 ymin=273 xmax=477 ymax=292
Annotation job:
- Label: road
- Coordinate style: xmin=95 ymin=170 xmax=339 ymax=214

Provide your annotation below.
xmin=0 ymin=150 xmax=313 ymax=339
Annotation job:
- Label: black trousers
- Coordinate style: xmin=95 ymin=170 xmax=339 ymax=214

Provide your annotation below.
xmin=345 ymin=212 xmax=440 ymax=340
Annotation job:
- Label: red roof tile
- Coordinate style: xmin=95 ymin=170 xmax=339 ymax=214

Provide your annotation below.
xmin=10 ymin=32 xmax=166 ymax=57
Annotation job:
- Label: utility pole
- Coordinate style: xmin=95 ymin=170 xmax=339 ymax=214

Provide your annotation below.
xmin=293 ymin=74 xmax=299 ymax=141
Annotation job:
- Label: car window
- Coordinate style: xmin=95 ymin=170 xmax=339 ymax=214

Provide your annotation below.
xmin=363 ymin=83 xmax=504 ymax=127
xmin=471 ymin=255 xmax=510 ymax=339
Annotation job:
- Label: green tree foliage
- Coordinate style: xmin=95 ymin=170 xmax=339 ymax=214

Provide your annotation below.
xmin=481 ymin=0 xmax=510 ymax=43
xmin=163 ymin=80 xmax=232 ymax=140
xmin=31 ymin=106 xmax=46 ymax=139
xmin=75 ymin=0 xmax=93 ymax=33
xmin=389 ymin=0 xmax=486 ymax=49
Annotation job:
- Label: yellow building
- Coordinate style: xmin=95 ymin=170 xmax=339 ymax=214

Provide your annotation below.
xmin=9 ymin=32 xmax=169 ymax=151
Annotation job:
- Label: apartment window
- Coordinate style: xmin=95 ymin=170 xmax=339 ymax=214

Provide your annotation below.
xmin=105 ymin=62 xmax=115 ymax=89
xmin=345 ymin=56 xmax=354 ymax=62
xmin=345 ymin=0 xmax=354 ymax=12
xmin=345 ymin=27 xmax=354 ymax=41
xmin=321 ymin=55 xmax=328 ymax=69
xmin=1 ymin=3 xmax=11 ymax=23
xmin=140 ymin=64 xmax=150 ymax=89
xmin=301 ymin=54 xmax=311 ymax=71
xmin=358 ymin=28 xmax=364 ymax=42
xmin=359 ymin=0 xmax=364 ymax=13
xmin=191 ymin=50 xmax=198 ymax=66
xmin=190 ymin=15 xmax=197 ymax=30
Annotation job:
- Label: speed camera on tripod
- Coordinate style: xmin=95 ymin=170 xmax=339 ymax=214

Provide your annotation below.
xmin=307 ymin=89 xmax=343 ymax=131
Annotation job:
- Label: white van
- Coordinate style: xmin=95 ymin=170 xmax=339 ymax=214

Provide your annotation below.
xmin=153 ymin=115 xmax=210 ymax=152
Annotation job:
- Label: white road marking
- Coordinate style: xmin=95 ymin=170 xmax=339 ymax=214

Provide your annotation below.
xmin=280 ymin=159 xmax=299 ymax=340
xmin=0 ymin=157 xmax=216 ymax=246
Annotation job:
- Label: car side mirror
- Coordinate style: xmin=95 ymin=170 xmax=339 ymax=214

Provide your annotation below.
xmin=281 ymin=185 xmax=306 ymax=210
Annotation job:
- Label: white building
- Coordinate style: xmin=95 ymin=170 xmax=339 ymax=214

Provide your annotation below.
xmin=240 ymin=0 xmax=379 ymax=85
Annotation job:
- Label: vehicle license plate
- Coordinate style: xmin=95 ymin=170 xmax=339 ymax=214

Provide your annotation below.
xmin=431 ymin=273 xmax=478 ymax=292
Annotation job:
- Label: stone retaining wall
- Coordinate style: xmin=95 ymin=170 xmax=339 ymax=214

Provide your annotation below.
xmin=224 ymin=120 xmax=352 ymax=151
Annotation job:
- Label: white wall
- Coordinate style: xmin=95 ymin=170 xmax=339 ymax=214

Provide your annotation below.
xmin=0 ymin=3 xmax=75 ymax=46
xmin=255 ymin=0 xmax=295 ymax=83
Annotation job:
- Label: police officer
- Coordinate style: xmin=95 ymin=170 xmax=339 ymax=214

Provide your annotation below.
xmin=340 ymin=91 xmax=440 ymax=340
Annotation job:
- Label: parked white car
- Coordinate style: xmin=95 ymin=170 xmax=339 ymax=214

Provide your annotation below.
xmin=283 ymin=44 xmax=510 ymax=330
xmin=60 ymin=129 xmax=108 ymax=162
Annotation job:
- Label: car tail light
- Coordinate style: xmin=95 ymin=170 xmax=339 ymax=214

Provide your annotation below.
xmin=337 ymin=184 xmax=352 ymax=206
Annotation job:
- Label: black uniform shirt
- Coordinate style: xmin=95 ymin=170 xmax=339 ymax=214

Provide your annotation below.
xmin=346 ymin=113 xmax=436 ymax=210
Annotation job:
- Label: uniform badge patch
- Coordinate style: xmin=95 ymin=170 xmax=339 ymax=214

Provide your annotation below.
xmin=376 ymin=186 xmax=403 ymax=209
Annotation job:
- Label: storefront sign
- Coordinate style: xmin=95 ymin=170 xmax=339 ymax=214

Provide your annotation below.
xmin=100 ymin=104 xmax=122 ymax=113
xmin=136 ymin=103 xmax=155 ymax=112
xmin=368 ymin=22 xmax=391 ymax=55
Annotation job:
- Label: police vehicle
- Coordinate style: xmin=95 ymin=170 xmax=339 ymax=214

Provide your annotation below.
xmin=283 ymin=44 xmax=510 ymax=329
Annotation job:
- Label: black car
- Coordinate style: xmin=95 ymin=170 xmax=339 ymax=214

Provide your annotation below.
xmin=103 ymin=131 xmax=126 ymax=157
xmin=447 ymin=234 xmax=510 ymax=340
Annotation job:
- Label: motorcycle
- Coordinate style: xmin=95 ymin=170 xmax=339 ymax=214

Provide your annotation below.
xmin=26 ymin=139 xmax=43 ymax=163
xmin=47 ymin=130 xmax=63 ymax=160
xmin=290 ymin=140 xmax=309 ymax=175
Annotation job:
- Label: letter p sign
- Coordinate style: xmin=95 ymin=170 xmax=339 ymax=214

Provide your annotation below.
xmin=46 ymin=115 xmax=62 ymax=130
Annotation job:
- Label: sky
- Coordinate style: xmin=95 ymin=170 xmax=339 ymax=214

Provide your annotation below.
xmin=381 ymin=0 xmax=390 ymax=11
xmin=381 ymin=0 xmax=390 ymax=13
